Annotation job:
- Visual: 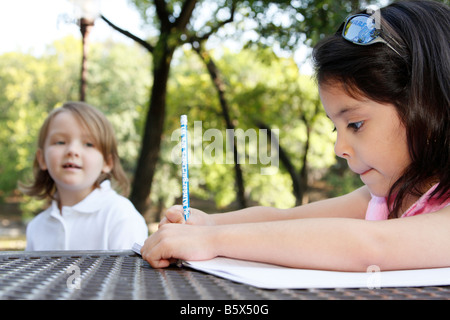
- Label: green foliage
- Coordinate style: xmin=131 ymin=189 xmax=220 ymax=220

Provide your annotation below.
xmin=221 ymin=0 xmax=383 ymax=51
xmin=86 ymin=41 xmax=151 ymax=171
xmin=160 ymin=47 xmax=336 ymax=209
xmin=0 ymin=36 xmax=150 ymax=217
xmin=0 ymin=39 xmax=336 ymax=214
xmin=325 ymin=158 xmax=364 ymax=197
xmin=1 ymin=0 xmax=400 ymax=218
xmin=0 ymin=45 xmax=78 ymax=198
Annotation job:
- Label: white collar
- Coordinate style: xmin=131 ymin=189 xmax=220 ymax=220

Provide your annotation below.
xmin=49 ymin=180 xmax=112 ymax=217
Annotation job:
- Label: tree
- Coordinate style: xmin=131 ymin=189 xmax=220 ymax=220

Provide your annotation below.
xmin=184 ymin=0 xmax=376 ymax=206
xmin=0 ymin=41 xmax=80 ymax=199
xmin=193 ymin=42 xmax=247 ymax=208
xmin=170 ymin=48 xmax=335 ymax=208
xmin=101 ymin=0 xmax=237 ymax=216
xmin=0 ymin=36 xmax=151 ymax=220
xmin=101 ymin=0 xmax=387 ymax=218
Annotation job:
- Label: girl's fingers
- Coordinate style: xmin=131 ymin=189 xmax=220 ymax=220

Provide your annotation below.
xmin=159 ymin=205 xmax=185 ymax=228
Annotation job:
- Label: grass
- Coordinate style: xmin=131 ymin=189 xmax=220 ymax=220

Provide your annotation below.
xmin=0 ymin=236 xmax=26 ymax=251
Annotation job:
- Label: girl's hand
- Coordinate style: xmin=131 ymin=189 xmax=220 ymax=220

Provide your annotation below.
xmin=158 ymin=205 xmax=214 ymax=228
xmin=140 ymin=223 xmax=216 ymax=268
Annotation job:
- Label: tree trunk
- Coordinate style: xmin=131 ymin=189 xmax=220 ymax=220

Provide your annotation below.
xmin=257 ymin=121 xmax=310 ymax=206
xmin=129 ymin=36 xmax=175 ymax=219
xmin=194 ymin=46 xmax=247 ymax=208
xmin=79 ymin=18 xmax=94 ymax=102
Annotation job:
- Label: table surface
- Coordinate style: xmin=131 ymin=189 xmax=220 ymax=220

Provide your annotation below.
xmin=1 ymin=250 xmax=449 ymax=300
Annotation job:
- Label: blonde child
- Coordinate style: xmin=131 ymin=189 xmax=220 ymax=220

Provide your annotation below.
xmin=22 ymin=101 xmax=148 ymax=250
xmin=140 ymin=0 xmax=449 ymax=272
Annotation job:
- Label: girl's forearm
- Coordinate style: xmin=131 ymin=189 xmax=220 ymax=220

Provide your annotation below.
xmin=144 ymin=206 xmax=450 ymax=271
xmin=211 ymin=206 xmax=286 ymax=225
xmin=211 ymin=186 xmax=371 ymax=225
xmin=210 ymin=217 xmax=380 ymax=272
xmin=210 ymin=209 xmax=450 ymax=272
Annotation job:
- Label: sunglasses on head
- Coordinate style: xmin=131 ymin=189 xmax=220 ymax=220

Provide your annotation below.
xmin=340 ymin=13 xmax=401 ymax=56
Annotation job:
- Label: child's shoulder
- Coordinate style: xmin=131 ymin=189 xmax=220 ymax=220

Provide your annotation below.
xmin=98 ymin=181 xmax=142 ymax=217
xmin=100 ymin=186 xmax=135 ymax=210
xmin=26 ymin=203 xmax=56 ymax=232
xmin=100 ymin=192 xmax=146 ymax=229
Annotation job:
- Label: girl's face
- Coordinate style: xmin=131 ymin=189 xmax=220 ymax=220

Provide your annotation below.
xmin=319 ymin=83 xmax=411 ymax=197
xmin=37 ymin=111 xmax=112 ymax=206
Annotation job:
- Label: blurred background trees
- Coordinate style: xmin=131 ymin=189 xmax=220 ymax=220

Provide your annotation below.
xmin=2 ymin=0 xmax=404 ymax=225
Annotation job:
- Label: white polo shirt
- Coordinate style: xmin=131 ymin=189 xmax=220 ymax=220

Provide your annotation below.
xmin=25 ymin=180 xmax=148 ymax=251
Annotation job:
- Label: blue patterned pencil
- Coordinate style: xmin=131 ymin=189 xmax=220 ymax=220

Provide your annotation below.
xmin=180 ymin=115 xmax=190 ymax=220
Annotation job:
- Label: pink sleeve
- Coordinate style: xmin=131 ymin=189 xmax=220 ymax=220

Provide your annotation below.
xmin=365 ymin=195 xmax=389 ymax=220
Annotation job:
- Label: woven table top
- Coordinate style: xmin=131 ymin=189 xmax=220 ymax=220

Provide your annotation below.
xmin=1 ymin=250 xmax=449 ymax=300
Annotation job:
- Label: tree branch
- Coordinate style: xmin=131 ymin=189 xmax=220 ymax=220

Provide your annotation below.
xmin=101 ymin=15 xmax=154 ymax=53
xmin=174 ymin=0 xmax=198 ymax=30
xmin=154 ymin=0 xmax=171 ymax=32
xmin=185 ymin=0 xmax=236 ymax=44
xmin=256 ymin=121 xmax=303 ymax=204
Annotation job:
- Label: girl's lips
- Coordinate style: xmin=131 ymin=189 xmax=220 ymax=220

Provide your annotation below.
xmin=62 ymin=163 xmax=81 ymax=169
xmin=360 ymin=168 xmax=372 ymax=175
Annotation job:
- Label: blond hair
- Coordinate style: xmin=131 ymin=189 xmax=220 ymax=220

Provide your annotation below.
xmin=21 ymin=101 xmax=130 ymax=199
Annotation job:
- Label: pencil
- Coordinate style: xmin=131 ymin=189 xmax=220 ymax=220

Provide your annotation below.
xmin=180 ymin=115 xmax=190 ymax=221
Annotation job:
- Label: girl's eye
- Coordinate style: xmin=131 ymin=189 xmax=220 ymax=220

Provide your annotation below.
xmin=55 ymin=141 xmax=65 ymax=145
xmin=348 ymin=121 xmax=364 ymax=132
xmin=85 ymin=142 xmax=94 ymax=147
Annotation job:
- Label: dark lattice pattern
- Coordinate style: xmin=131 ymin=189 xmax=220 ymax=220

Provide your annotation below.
xmin=1 ymin=251 xmax=449 ymax=300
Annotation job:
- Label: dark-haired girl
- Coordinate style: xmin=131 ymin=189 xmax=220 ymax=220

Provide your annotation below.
xmin=141 ymin=1 xmax=449 ymax=272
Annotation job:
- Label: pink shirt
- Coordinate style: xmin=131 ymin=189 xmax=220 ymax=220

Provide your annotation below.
xmin=365 ymin=184 xmax=450 ymax=220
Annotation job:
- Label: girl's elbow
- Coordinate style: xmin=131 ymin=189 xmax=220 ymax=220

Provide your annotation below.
xmin=357 ymin=228 xmax=392 ymax=272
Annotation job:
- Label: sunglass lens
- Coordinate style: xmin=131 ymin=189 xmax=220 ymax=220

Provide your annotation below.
xmin=343 ymin=15 xmax=378 ymax=44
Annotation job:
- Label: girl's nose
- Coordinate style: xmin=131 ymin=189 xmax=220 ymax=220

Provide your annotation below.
xmin=334 ymin=133 xmax=351 ymax=159
xmin=66 ymin=141 xmax=81 ymax=157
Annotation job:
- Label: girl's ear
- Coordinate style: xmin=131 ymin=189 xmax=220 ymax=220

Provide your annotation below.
xmin=36 ymin=149 xmax=48 ymax=171
xmin=102 ymin=154 xmax=113 ymax=174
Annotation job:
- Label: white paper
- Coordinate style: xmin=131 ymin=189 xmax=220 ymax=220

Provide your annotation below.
xmin=132 ymin=242 xmax=142 ymax=255
xmin=132 ymin=243 xmax=450 ymax=289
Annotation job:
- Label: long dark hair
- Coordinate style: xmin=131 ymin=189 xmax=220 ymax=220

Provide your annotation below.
xmin=313 ymin=0 xmax=449 ymax=218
